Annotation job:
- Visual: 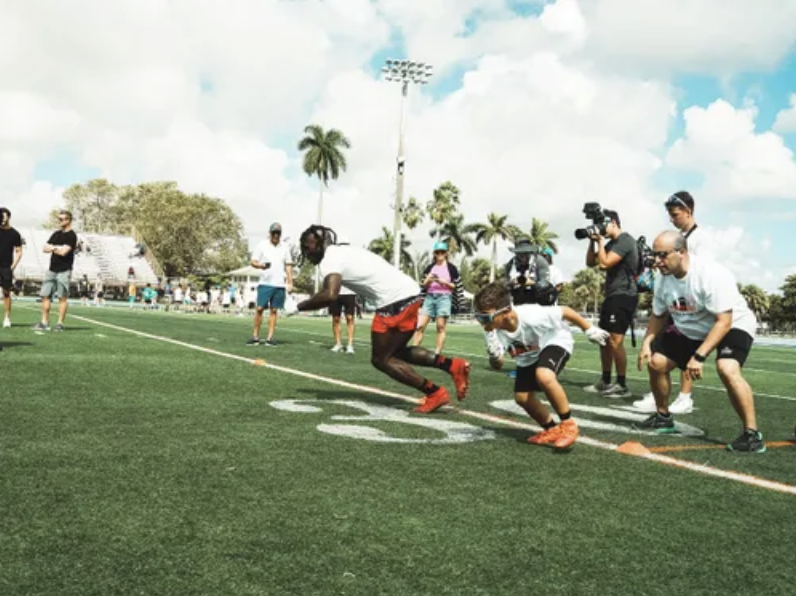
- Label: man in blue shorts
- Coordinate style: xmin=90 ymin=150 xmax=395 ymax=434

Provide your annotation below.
xmin=247 ymin=223 xmax=293 ymax=346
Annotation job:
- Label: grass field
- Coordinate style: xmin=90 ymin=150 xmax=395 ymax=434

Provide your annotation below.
xmin=2 ymin=304 xmax=795 ymax=596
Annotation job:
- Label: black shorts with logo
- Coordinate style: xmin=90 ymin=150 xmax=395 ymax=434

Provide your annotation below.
xmin=0 ymin=266 xmax=13 ymax=291
xmin=652 ymin=327 xmax=753 ymax=370
xmin=329 ymin=294 xmax=357 ymax=317
xmin=514 ymin=346 xmax=570 ymax=393
xmin=599 ymin=294 xmax=638 ymax=335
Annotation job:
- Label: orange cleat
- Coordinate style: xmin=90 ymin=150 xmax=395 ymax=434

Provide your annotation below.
xmin=553 ymin=419 xmax=579 ymax=450
xmin=413 ymin=387 xmax=451 ymax=414
xmin=527 ymin=425 xmax=562 ymax=446
xmin=449 ymin=358 xmax=471 ymax=400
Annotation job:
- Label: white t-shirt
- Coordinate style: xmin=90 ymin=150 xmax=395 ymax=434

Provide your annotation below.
xmin=493 ymin=304 xmax=575 ymax=367
xmin=549 ymin=265 xmax=566 ymax=287
xmin=682 ymin=225 xmax=710 ymax=259
xmin=173 ymin=287 xmax=183 ymax=302
xmin=253 ymin=240 xmax=293 ymax=287
xmin=340 ymin=284 xmax=356 ymax=296
xmin=652 ymin=254 xmax=757 ymax=340
xmin=320 ymin=245 xmax=419 ymax=309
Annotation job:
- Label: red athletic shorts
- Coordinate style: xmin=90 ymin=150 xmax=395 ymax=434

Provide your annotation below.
xmin=371 ymin=296 xmax=422 ymax=334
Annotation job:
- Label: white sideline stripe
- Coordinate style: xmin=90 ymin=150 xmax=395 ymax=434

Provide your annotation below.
xmin=70 ymin=313 xmax=796 ymax=497
xmin=282 ymin=326 xmax=796 ymax=402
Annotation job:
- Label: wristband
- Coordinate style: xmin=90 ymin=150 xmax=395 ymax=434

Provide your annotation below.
xmin=694 ymin=352 xmax=707 ymax=363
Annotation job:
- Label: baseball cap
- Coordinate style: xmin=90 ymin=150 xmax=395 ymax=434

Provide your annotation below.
xmin=433 ymin=241 xmax=448 ymax=252
xmin=269 ymin=223 xmax=282 ymax=233
xmin=509 ymin=236 xmax=536 ymax=254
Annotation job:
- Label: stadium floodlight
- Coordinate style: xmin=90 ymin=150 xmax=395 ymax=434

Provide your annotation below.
xmin=381 ymin=58 xmax=434 ymax=270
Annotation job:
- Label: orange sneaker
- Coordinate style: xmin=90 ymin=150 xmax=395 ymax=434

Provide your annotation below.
xmin=527 ymin=425 xmax=562 ymax=446
xmin=413 ymin=387 xmax=451 ymax=414
xmin=449 ymin=358 xmax=471 ymax=400
xmin=553 ymin=419 xmax=579 ymax=450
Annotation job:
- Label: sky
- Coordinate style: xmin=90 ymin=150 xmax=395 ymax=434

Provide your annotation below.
xmin=2 ymin=0 xmax=796 ymax=292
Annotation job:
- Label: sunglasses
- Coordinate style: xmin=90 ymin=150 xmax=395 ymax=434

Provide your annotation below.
xmin=665 ymin=195 xmax=690 ymax=211
xmin=652 ymin=249 xmax=679 ymax=260
xmin=58 ymin=217 xmax=70 ymax=222
xmin=434 ymin=250 xmax=446 ymax=255
xmin=474 ymin=306 xmax=510 ymax=325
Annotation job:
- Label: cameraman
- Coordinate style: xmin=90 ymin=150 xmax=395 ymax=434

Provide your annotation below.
xmin=504 ymin=236 xmax=555 ymax=306
xmin=584 ymin=210 xmax=639 ymax=398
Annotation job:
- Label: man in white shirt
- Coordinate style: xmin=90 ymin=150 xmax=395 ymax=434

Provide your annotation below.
xmin=634 ymin=191 xmax=707 ymax=415
xmin=247 ymin=222 xmax=294 ymax=346
xmin=636 ymin=231 xmax=764 ymax=453
xmin=296 ymin=225 xmax=471 ymax=413
xmin=474 ymin=281 xmax=609 ymax=450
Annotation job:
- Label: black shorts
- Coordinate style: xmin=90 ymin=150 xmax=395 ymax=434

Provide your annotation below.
xmin=599 ymin=294 xmax=638 ymax=335
xmin=0 ymin=267 xmax=12 ymax=291
xmin=514 ymin=346 xmax=570 ymax=393
xmin=652 ymin=327 xmax=753 ymax=370
xmin=329 ymin=294 xmax=357 ymax=317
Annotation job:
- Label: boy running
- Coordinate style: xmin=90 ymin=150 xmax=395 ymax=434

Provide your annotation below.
xmin=474 ymin=282 xmax=609 ymax=449
xmin=296 ymin=225 xmax=470 ymax=413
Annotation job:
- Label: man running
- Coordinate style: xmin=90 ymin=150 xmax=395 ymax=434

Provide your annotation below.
xmin=296 ymin=225 xmax=470 ymax=413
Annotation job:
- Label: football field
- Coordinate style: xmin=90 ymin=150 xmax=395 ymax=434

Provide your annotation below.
xmin=2 ymin=305 xmax=795 ymax=596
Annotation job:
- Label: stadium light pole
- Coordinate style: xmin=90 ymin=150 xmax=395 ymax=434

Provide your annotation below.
xmin=381 ymin=59 xmax=433 ymax=270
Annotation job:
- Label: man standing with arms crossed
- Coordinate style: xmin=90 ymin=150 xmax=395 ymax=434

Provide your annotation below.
xmin=634 ymin=191 xmax=707 ymax=415
xmin=0 ymin=208 xmax=23 ymax=328
xmin=636 ymin=231 xmax=763 ymax=452
xmin=247 ymin=222 xmax=293 ymax=346
xmin=36 ymin=210 xmax=78 ymax=332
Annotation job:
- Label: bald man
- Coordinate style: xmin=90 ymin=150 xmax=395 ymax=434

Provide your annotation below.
xmin=635 ymin=231 xmax=764 ymax=453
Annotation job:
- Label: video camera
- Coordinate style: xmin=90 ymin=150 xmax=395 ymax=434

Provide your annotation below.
xmin=574 ymin=202 xmax=609 ymax=240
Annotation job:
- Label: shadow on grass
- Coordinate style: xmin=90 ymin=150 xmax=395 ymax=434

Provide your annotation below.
xmin=0 ymin=341 xmax=35 ymax=350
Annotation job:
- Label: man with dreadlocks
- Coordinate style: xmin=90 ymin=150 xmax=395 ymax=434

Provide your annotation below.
xmin=296 ymin=225 xmax=471 ymax=413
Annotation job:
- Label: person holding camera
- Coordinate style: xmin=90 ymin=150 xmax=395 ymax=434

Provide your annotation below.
xmin=504 ymin=236 xmax=556 ymax=306
xmin=413 ymin=241 xmax=464 ymax=356
xmin=583 ymin=209 xmax=639 ymax=398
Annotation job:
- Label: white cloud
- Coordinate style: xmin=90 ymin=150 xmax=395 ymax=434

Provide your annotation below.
xmin=773 ymin=94 xmax=796 ymax=134
xmin=579 ymin=0 xmax=796 ymax=75
xmin=666 ymin=100 xmax=796 ymax=202
xmin=2 ymin=0 xmax=796 ymax=292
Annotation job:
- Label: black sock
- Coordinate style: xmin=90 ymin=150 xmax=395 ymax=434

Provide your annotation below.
xmin=542 ymin=419 xmax=557 ymax=430
xmin=659 ymin=411 xmax=672 ymax=419
xmin=434 ymin=354 xmax=453 ymax=373
xmin=559 ymin=411 xmax=572 ymax=422
xmin=421 ymin=380 xmax=441 ymax=396
xmin=602 ymin=371 xmax=611 ymax=384
xmin=617 ymin=375 xmax=626 ymax=387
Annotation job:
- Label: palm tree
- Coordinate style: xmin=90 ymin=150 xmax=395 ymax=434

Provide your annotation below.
xmin=570 ymin=267 xmax=605 ymax=316
xmin=402 ymin=197 xmax=425 ymax=231
xmin=527 ymin=217 xmax=560 ymax=253
xmin=426 ymin=181 xmax=461 ymax=234
xmin=368 ymin=227 xmax=413 ymax=272
xmin=469 ymin=212 xmax=517 ymax=283
xmin=297 ymin=124 xmax=351 ymax=226
xmin=429 ymin=214 xmax=477 ymax=259
xmin=740 ymin=284 xmax=770 ymax=320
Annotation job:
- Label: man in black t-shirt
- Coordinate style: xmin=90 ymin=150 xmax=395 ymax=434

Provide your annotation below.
xmin=36 ymin=210 xmax=78 ymax=332
xmin=0 ymin=208 xmax=23 ymax=328
xmin=584 ymin=209 xmax=639 ymax=398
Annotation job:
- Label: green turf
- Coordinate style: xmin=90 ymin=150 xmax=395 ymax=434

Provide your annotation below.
xmin=1 ymin=305 xmax=794 ymax=596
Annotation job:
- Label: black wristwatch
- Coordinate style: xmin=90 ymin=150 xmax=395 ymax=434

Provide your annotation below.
xmin=694 ymin=352 xmax=707 ymax=363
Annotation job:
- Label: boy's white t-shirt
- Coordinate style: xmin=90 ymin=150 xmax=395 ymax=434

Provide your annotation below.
xmin=320 ymin=245 xmax=419 ymax=309
xmin=253 ymin=240 xmax=293 ymax=287
xmin=652 ymin=254 xmax=757 ymax=341
xmin=493 ymin=304 xmax=574 ymax=367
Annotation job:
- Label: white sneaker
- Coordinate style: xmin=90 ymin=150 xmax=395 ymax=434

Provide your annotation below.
xmin=669 ymin=394 xmax=694 ymax=414
xmin=2 ymin=318 xmax=10 ymax=328
xmin=583 ymin=380 xmax=610 ymax=393
xmin=330 ymin=344 xmax=343 ymax=353
xmin=345 ymin=345 xmax=355 ymax=355
xmin=601 ymin=384 xmax=632 ymax=399
xmin=632 ymin=392 xmax=657 ymax=413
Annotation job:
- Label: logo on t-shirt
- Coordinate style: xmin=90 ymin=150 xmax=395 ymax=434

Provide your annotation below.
xmin=508 ymin=342 xmax=539 ymax=357
xmin=669 ymin=296 xmax=697 ymax=313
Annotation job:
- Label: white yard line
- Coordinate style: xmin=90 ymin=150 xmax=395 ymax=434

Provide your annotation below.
xmin=68 ymin=312 xmax=796 ymax=497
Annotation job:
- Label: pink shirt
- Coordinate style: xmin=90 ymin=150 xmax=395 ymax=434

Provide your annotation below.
xmin=428 ymin=263 xmax=452 ymax=294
